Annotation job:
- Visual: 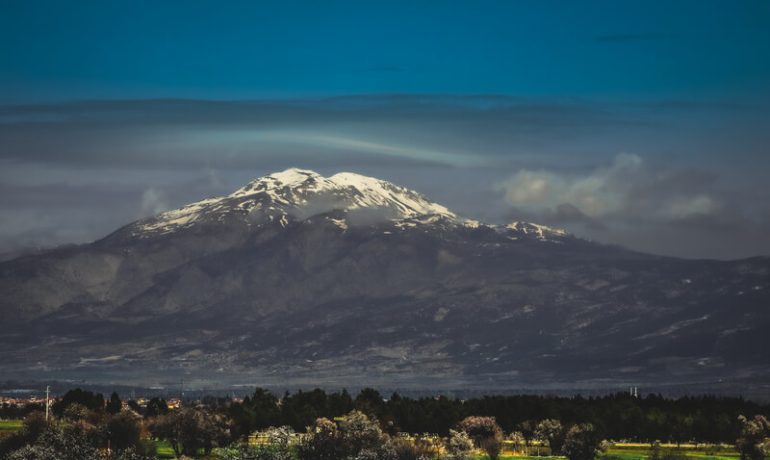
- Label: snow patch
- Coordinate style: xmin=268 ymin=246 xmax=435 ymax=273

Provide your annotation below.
xmin=504 ymin=221 xmax=568 ymax=241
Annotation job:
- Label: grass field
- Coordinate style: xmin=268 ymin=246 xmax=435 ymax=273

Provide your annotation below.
xmin=153 ymin=440 xmax=176 ymax=459
xmin=469 ymin=444 xmax=744 ymax=460
xmin=0 ymin=420 xmax=23 ymax=434
xmin=606 ymin=443 xmax=741 ymax=460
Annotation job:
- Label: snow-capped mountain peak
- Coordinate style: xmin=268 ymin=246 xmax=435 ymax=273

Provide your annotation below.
xmin=326 ymin=171 xmax=456 ymax=218
xmin=230 ymin=168 xmax=323 ymax=197
xmin=135 ymin=168 xmax=458 ymax=235
xmin=230 ymin=168 xmax=456 ymax=218
xmin=131 ymin=168 xmax=571 ymax=242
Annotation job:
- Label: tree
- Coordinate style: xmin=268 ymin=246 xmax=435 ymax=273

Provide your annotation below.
xmin=280 ymin=389 xmax=329 ymax=432
xmin=0 ymin=412 xmax=49 ymax=458
xmin=649 ymin=441 xmax=662 ymax=460
xmin=736 ymin=415 xmax=770 ymax=460
xmin=297 ymin=417 xmax=343 ymax=460
xmin=297 ymin=410 xmax=393 ymax=460
xmin=217 ymin=426 xmax=295 ymax=460
xmin=198 ymin=411 xmax=233 ymax=455
xmin=61 ymin=402 xmax=104 ymax=439
xmin=248 ymin=388 xmax=280 ymax=429
xmin=107 ymin=411 xmax=142 ymax=451
xmin=563 ymin=424 xmax=605 ymax=460
xmin=481 ymin=436 xmax=503 ymax=460
xmin=229 ymin=388 xmax=280 ymax=437
xmin=22 ymin=411 xmax=49 ymax=440
xmin=328 ymin=389 xmax=355 ymax=418
xmin=508 ymin=431 xmax=525 ymax=454
xmin=149 ymin=407 xmax=231 ymax=457
xmin=52 ymin=388 xmax=105 ymax=416
xmin=671 ymin=415 xmax=693 ymax=447
xmin=355 ymin=388 xmax=384 ymax=418
xmin=144 ymin=398 xmax=169 ymax=418
xmin=457 ymin=416 xmax=503 ymax=460
xmin=338 ymin=410 xmax=388 ymax=455
xmin=536 ymin=419 xmax=566 ymax=455
xmin=445 ymin=429 xmax=474 ymax=460
xmin=106 ymin=392 xmax=123 ymax=415
xmin=63 ymin=403 xmax=90 ymax=421
xmin=5 ymin=424 xmax=102 ymax=460
xmin=517 ymin=420 xmax=536 ymax=451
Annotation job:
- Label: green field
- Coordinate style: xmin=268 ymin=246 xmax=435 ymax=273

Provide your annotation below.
xmin=468 ymin=444 xmax=744 ymax=460
xmin=153 ymin=439 xmax=212 ymax=459
xmin=0 ymin=420 xmax=23 ymax=434
xmin=153 ymin=440 xmax=176 ymax=459
xmin=605 ymin=443 xmax=741 ymax=460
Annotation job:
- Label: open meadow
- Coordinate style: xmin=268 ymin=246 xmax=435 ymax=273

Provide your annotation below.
xmin=0 ymin=421 xmax=22 ymax=435
xmin=468 ymin=443 xmax=744 ymax=460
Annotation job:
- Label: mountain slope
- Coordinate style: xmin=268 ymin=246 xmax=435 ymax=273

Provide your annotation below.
xmin=1 ymin=168 xmax=768 ymax=390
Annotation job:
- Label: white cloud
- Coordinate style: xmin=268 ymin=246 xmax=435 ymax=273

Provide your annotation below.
xmin=140 ymin=187 xmax=169 ymax=216
xmin=663 ymin=194 xmax=718 ymax=219
xmin=500 ymin=153 xmax=723 ymax=220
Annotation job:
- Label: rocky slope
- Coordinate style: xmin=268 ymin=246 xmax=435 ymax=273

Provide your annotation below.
xmin=1 ymin=168 xmax=768 ymax=390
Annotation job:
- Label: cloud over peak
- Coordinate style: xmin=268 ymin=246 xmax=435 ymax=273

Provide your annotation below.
xmin=500 ymin=153 xmax=724 ymax=221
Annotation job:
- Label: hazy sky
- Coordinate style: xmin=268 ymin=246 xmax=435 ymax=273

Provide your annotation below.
xmin=1 ymin=0 xmax=769 ymax=259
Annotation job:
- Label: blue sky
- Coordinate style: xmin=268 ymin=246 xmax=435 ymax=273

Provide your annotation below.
xmin=0 ymin=1 xmax=769 ymax=258
xmin=3 ymin=0 xmax=769 ymax=100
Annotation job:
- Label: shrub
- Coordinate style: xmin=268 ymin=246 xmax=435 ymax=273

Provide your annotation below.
xmin=391 ymin=436 xmax=436 ymax=460
xmin=297 ymin=417 xmax=343 ymax=460
xmin=736 ymin=415 xmax=770 ymax=460
xmin=5 ymin=424 xmax=102 ymax=460
xmin=508 ymin=431 xmax=525 ymax=454
xmin=480 ymin=436 xmax=502 ymax=460
xmin=536 ymin=419 xmax=566 ymax=455
xmin=445 ymin=429 xmax=473 ymax=460
xmin=456 ymin=416 xmax=503 ymax=460
xmin=297 ymin=411 xmax=394 ymax=460
xmin=562 ymin=423 xmax=605 ymax=460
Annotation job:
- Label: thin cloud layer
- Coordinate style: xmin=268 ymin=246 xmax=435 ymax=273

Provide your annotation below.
xmin=0 ymin=95 xmax=768 ymax=260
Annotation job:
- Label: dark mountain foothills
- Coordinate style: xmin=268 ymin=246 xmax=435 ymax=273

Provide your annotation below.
xmin=0 ymin=168 xmax=768 ymax=390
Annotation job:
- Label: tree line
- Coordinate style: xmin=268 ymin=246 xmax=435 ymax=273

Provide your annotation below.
xmin=229 ymin=388 xmax=769 ymax=444
xmin=1 ymin=387 xmax=769 ymax=459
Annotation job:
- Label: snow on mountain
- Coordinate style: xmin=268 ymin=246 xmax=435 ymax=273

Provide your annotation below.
xmin=138 ymin=197 xmax=225 ymax=233
xmin=231 ymin=168 xmax=456 ymax=218
xmin=504 ymin=221 xmax=568 ymax=241
xmin=134 ymin=168 xmax=567 ymax=240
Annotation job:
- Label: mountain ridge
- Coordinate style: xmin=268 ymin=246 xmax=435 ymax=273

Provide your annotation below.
xmin=0 ymin=168 xmax=768 ymax=390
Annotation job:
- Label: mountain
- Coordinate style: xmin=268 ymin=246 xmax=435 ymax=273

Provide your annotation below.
xmin=1 ymin=168 xmax=768 ymax=392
